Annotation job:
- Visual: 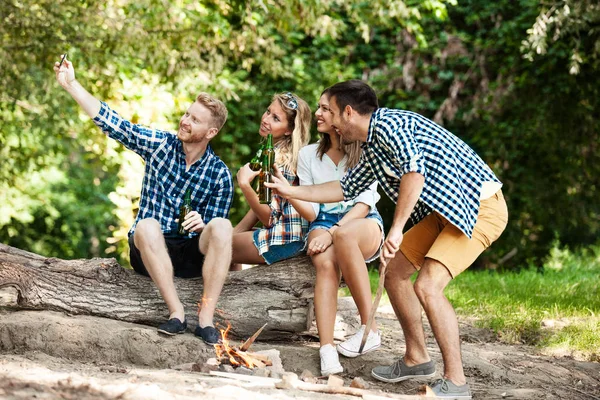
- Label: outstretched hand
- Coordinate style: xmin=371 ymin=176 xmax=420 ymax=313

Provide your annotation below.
xmin=54 ymin=54 xmax=75 ymax=88
xmin=265 ymin=165 xmax=295 ymax=199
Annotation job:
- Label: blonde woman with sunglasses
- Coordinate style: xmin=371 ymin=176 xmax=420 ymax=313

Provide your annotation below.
xmin=231 ymin=93 xmax=312 ymax=266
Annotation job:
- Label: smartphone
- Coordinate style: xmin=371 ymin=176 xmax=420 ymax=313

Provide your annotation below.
xmin=58 ymin=53 xmax=68 ymax=68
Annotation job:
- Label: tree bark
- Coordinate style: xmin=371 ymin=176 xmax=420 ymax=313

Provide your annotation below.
xmin=0 ymin=243 xmax=316 ymax=339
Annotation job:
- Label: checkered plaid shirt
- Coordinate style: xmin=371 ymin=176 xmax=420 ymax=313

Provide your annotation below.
xmin=340 ymin=108 xmax=501 ymax=238
xmin=93 ymin=102 xmax=233 ymax=237
xmin=255 ymin=163 xmax=308 ymax=255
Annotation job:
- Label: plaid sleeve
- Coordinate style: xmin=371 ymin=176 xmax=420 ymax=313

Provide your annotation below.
xmin=379 ymin=114 xmax=427 ymax=176
xmin=340 ymin=157 xmax=377 ymax=201
xmin=266 ymin=166 xmax=295 ymax=227
xmin=203 ymin=165 xmax=233 ymax=222
xmin=93 ymin=101 xmax=167 ymax=160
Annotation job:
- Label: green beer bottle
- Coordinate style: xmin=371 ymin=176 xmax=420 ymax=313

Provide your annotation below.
xmin=177 ymin=189 xmax=192 ymax=235
xmin=249 ymin=146 xmax=263 ymax=172
xmin=259 ymin=134 xmax=275 ymax=204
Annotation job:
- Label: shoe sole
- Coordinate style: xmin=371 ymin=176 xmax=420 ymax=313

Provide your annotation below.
xmin=321 ymin=366 xmax=344 ymax=376
xmin=371 ymin=370 xmax=436 ymax=383
xmin=157 ymin=329 xmax=185 ymax=336
xmin=337 ymin=343 xmax=381 ymax=358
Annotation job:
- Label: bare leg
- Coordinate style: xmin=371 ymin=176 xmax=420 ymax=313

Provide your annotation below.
xmin=231 ymin=231 xmax=265 ymax=264
xmin=230 ymin=211 xmax=260 ymax=271
xmin=384 ymin=250 xmax=431 ymax=366
xmin=333 ymin=219 xmax=382 ymax=332
xmin=197 ymin=218 xmax=233 ymax=328
xmin=133 ymin=218 xmax=184 ymax=321
xmin=309 ymin=230 xmax=341 ymax=347
xmin=414 ymin=258 xmax=465 ymax=385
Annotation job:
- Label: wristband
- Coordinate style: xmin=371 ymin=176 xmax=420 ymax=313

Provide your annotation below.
xmin=326 ymin=229 xmax=334 ymax=238
xmin=333 ymin=223 xmax=341 ymax=228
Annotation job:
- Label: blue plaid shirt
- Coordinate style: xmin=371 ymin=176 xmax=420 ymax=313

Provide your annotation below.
xmin=93 ymin=102 xmax=233 ymax=237
xmin=340 ymin=108 xmax=501 ymax=238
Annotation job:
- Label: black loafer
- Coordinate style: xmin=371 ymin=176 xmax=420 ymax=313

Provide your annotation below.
xmin=194 ymin=325 xmax=221 ymax=345
xmin=157 ymin=318 xmax=187 ymax=335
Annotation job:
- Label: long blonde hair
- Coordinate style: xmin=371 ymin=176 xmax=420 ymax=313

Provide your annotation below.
xmin=315 ymin=89 xmax=362 ymax=169
xmin=272 ymin=92 xmax=312 ymax=173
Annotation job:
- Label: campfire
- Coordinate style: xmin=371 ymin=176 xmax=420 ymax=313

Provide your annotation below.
xmin=214 ymin=323 xmax=272 ymax=369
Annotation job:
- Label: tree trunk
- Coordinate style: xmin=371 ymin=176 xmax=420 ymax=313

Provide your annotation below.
xmin=0 ymin=243 xmax=316 ymax=339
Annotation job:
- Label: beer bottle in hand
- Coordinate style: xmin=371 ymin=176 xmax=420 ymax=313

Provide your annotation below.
xmin=259 ymin=134 xmax=275 ymax=204
xmin=177 ymin=189 xmax=192 ymax=235
xmin=249 ymin=146 xmax=263 ymax=171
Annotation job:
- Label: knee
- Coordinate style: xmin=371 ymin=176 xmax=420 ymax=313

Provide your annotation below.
xmin=315 ymin=259 xmax=338 ymax=277
xmin=134 ymin=219 xmax=162 ymax=247
xmin=413 ymin=278 xmax=441 ymax=304
xmin=331 ymin=226 xmax=353 ymax=245
xmin=383 ymin=261 xmax=413 ymax=289
xmin=205 ymin=218 xmax=233 ymax=245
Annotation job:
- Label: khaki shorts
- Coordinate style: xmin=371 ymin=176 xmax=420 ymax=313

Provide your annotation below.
xmin=400 ymin=190 xmax=508 ymax=278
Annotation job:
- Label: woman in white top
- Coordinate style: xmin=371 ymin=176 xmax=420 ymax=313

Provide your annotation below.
xmin=295 ymin=89 xmax=385 ymax=376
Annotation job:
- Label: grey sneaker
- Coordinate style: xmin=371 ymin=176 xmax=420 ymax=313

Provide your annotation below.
xmin=428 ymin=378 xmax=472 ymax=399
xmin=371 ymin=358 xmax=436 ymax=383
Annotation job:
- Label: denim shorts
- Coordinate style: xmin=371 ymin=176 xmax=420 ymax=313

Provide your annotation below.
xmin=252 ymin=229 xmax=305 ymax=265
xmin=308 ymin=210 xmax=385 ymax=263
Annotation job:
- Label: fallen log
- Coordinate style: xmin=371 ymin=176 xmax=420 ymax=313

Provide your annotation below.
xmin=0 ymin=243 xmax=316 ymax=339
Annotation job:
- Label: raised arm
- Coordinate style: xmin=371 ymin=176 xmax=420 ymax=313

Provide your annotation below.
xmin=266 ymin=165 xmax=344 ymax=203
xmin=54 ymin=55 xmax=101 ymax=118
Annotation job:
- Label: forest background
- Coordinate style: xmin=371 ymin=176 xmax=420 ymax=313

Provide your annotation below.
xmin=1 ymin=0 xmax=599 ymax=271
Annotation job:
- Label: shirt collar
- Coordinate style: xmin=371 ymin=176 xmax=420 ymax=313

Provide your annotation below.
xmin=177 ymin=140 xmax=214 ymax=167
xmin=363 ymin=108 xmax=382 ymax=148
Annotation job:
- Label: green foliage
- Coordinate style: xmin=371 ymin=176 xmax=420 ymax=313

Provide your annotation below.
xmin=447 ymin=243 xmax=600 ymax=361
xmin=353 ymin=242 xmax=599 ymax=361
xmin=1 ymin=0 xmax=599 ymax=269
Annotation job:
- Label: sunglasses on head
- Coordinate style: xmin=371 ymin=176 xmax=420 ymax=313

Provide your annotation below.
xmin=282 ymin=92 xmax=298 ymax=110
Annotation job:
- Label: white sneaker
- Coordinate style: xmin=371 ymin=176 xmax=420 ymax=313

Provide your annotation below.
xmin=337 ymin=325 xmax=381 ymax=358
xmin=320 ymin=344 xmax=343 ymax=376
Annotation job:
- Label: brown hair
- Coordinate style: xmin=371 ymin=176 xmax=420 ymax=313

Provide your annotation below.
xmin=195 ymin=92 xmax=228 ymax=131
xmin=272 ymin=92 xmax=312 ymax=172
xmin=316 ymin=89 xmax=363 ymax=170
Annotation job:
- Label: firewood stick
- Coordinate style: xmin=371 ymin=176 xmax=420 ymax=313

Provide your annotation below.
xmin=208 ymin=371 xmax=422 ymax=399
xmin=239 ymin=322 xmax=267 ymax=351
xmin=358 ymin=260 xmax=388 ymax=354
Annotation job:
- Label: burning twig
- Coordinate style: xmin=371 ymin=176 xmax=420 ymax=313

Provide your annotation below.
xmin=240 ymin=322 xmax=267 ymax=351
xmin=214 ymin=323 xmax=270 ymax=369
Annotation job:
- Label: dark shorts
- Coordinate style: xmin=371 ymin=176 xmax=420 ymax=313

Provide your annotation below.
xmin=128 ymin=234 xmax=205 ymax=279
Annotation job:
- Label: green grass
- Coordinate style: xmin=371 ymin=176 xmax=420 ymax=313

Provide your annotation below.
xmin=341 ymin=244 xmax=600 ymax=361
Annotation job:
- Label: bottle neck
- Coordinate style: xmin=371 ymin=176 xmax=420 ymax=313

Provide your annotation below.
xmin=265 ymin=134 xmax=273 ymax=149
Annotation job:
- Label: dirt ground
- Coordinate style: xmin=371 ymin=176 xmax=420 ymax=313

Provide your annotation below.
xmin=0 ymin=304 xmax=599 ymax=399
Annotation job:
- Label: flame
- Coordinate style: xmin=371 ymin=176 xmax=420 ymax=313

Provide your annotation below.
xmin=214 ymin=324 xmax=258 ymax=369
